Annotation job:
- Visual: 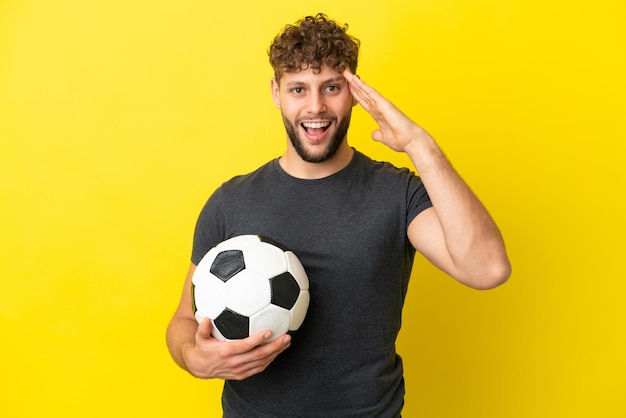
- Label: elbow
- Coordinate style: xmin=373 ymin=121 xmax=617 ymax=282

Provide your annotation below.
xmin=470 ymin=257 xmax=512 ymax=290
xmin=457 ymin=256 xmax=511 ymax=290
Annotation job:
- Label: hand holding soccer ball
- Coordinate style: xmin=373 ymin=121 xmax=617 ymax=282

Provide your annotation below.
xmin=183 ymin=313 xmax=291 ymax=380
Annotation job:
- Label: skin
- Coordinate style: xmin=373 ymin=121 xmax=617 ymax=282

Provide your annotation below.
xmin=166 ymin=64 xmax=511 ymax=380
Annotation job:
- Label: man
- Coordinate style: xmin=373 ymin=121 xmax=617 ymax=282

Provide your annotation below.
xmin=166 ymin=13 xmax=510 ymax=417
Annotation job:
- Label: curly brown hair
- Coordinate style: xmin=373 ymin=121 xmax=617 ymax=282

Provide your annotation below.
xmin=268 ymin=13 xmax=360 ymax=83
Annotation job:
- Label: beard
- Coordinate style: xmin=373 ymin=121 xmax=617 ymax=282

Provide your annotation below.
xmin=282 ymin=110 xmax=352 ymax=163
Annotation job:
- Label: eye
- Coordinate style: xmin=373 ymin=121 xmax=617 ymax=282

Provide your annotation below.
xmin=291 ymin=87 xmax=304 ymax=94
xmin=325 ymin=85 xmax=341 ymax=95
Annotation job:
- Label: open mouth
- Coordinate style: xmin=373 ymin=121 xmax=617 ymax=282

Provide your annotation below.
xmin=301 ymin=121 xmax=331 ymax=136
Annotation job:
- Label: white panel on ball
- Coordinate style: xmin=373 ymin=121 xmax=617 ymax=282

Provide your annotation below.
xmin=244 ymin=242 xmax=289 ymax=278
xmin=249 ymin=304 xmax=291 ymax=340
xmin=225 ymin=270 xmax=271 ymax=317
xmin=289 ymin=291 xmax=310 ymax=331
xmin=285 ymin=251 xmax=309 ymax=290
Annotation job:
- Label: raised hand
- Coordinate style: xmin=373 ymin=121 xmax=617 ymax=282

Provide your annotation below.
xmin=343 ymin=68 xmax=427 ymax=153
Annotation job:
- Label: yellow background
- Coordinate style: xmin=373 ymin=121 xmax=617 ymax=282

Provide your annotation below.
xmin=1 ymin=0 xmax=624 ymax=417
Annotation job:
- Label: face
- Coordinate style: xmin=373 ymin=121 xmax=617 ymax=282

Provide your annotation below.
xmin=272 ymin=65 xmax=355 ymax=164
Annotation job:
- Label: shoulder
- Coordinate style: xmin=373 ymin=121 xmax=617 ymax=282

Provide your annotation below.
xmin=215 ymin=159 xmax=280 ymax=195
xmin=351 ymin=149 xmax=419 ymax=185
xmin=352 ymin=149 xmax=431 ymax=216
xmin=198 ymin=160 xmax=278 ymax=213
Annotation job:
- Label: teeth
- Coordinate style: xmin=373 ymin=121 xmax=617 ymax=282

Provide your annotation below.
xmin=302 ymin=122 xmax=330 ymax=129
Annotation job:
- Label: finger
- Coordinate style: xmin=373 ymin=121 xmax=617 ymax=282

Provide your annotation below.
xmin=238 ymin=335 xmax=291 ymax=369
xmin=346 ymin=85 xmax=383 ymax=120
xmin=342 ymin=69 xmax=366 ymax=101
xmin=267 ymin=334 xmax=291 ymax=352
xmin=371 ymin=129 xmax=384 ymax=143
xmin=196 ymin=317 xmax=213 ymax=340
xmin=226 ymin=335 xmax=292 ymax=380
xmin=344 ymin=74 xmax=369 ymax=107
xmin=229 ymin=330 xmax=276 ymax=355
xmin=343 ymin=69 xmax=381 ymax=105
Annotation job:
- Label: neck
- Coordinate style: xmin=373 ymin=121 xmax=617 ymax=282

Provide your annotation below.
xmin=279 ymin=142 xmax=354 ymax=180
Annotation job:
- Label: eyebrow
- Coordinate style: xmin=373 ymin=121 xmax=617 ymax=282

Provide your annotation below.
xmin=322 ymin=76 xmax=346 ymax=84
xmin=285 ymin=76 xmax=346 ymax=88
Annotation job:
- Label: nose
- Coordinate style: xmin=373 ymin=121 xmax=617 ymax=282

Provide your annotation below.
xmin=306 ymin=92 xmax=326 ymax=115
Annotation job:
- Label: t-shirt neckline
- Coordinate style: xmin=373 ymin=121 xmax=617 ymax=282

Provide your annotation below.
xmin=271 ymin=148 xmax=361 ymax=184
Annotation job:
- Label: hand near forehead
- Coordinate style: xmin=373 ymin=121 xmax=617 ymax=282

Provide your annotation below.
xmin=343 ymin=68 xmax=426 ymax=153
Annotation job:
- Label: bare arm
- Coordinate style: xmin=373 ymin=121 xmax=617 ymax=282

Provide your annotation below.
xmin=344 ymin=69 xmax=511 ymax=289
xmin=166 ymin=263 xmax=292 ymax=379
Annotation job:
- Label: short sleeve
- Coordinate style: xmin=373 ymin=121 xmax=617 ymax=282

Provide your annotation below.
xmin=406 ymin=175 xmax=432 ymax=229
xmin=191 ymin=187 xmax=226 ymax=265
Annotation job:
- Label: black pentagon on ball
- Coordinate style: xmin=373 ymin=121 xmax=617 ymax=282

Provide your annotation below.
xmin=258 ymin=235 xmax=290 ymax=252
xmin=214 ymin=308 xmax=250 ymax=340
xmin=270 ymin=272 xmax=300 ymax=310
xmin=191 ymin=282 xmax=198 ymax=314
xmin=210 ymin=250 xmax=245 ymax=282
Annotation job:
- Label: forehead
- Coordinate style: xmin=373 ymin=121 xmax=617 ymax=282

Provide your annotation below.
xmin=279 ymin=65 xmax=345 ymax=87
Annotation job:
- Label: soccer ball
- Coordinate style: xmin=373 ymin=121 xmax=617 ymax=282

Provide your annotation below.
xmin=192 ymin=235 xmax=310 ymax=341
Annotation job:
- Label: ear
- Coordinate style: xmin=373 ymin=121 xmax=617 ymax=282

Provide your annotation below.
xmin=270 ymin=78 xmax=281 ymax=109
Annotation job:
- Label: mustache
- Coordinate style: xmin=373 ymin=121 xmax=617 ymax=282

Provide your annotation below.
xmin=296 ymin=115 xmax=337 ymax=123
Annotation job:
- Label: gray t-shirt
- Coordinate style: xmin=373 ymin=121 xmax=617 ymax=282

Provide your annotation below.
xmin=192 ymin=150 xmax=432 ymax=417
